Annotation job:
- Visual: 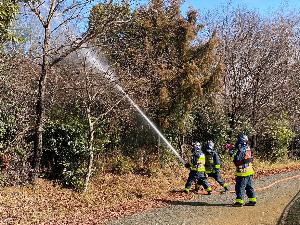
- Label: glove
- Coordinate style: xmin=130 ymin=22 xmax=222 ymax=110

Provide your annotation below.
xmin=184 ymin=163 xmax=191 ymax=168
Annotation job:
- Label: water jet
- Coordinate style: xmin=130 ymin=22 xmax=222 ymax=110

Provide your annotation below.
xmin=79 ymin=47 xmax=186 ymax=164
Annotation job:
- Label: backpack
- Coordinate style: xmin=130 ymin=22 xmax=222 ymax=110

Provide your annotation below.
xmin=234 ymin=146 xmax=253 ymax=166
xmin=191 ymin=150 xmax=201 ymax=165
xmin=205 ymin=153 xmax=214 ymax=166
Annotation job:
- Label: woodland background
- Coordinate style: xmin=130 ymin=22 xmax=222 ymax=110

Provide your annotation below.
xmin=0 ymin=0 xmax=299 ymax=191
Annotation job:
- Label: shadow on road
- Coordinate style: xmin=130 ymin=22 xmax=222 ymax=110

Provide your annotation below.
xmin=157 ymin=199 xmax=231 ymax=207
xmin=277 ymin=190 xmax=300 ymax=225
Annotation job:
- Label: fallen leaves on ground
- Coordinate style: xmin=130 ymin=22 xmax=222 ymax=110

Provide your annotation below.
xmin=0 ymin=161 xmax=300 ymax=224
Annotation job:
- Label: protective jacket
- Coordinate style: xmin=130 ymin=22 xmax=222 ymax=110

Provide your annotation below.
xmin=233 ymin=144 xmax=254 ymax=177
xmin=188 ymin=150 xmax=206 ymax=172
xmin=205 ymin=151 xmax=221 ymax=174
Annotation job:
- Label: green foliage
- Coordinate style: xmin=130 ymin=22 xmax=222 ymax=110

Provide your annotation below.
xmin=260 ymin=115 xmax=295 ymax=161
xmin=111 ymin=155 xmax=134 ymax=175
xmin=158 ymin=147 xmax=179 ymax=166
xmin=193 ymin=102 xmax=229 ymax=153
xmin=42 ymin=122 xmax=89 ymax=190
xmin=118 ymin=114 xmax=158 ymax=157
xmin=230 ymin=116 xmax=256 ymax=142
xmin=290 ymin=134 xmax=300 ymax=159
xmin=42 ymin=113 xmax=110 ymax=189
xmin=0 ymin=0 xmax=20 ymax=46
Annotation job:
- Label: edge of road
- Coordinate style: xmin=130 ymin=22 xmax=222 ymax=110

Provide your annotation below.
xmin=277 ymin=189 xmax=300 ymax=225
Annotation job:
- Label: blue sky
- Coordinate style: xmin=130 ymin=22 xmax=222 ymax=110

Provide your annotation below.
xmin=181 ymin=0 xmax=300 ymax=15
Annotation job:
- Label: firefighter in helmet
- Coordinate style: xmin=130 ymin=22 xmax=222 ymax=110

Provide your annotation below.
xmin=201 ymin=140 xmax=229 ymax=192
xmin=232 ymin=133 xmax=257 ymax=207
xmin=184 ymin=142 xmax=212 ymax=194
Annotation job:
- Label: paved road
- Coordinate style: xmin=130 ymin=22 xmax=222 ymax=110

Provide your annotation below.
xmin=107 ymin=170 xmax=300 ymax=225
xmin=279 ymin=190 xmax=300 ymax=225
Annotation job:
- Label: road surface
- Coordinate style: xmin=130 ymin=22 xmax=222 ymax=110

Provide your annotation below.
xmin=107 ymin=170 xmax=300 ymax=225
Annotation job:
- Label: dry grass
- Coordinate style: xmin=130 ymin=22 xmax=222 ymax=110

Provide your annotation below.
xmin=0 ymin=160 xmax=300 ymax=225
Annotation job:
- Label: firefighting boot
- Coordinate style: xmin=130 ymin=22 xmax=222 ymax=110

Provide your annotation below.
xmin=245 ymin=201 xmax=256 ymax=206
xmin=223 ymin=183 xmax=229 ymax=192
xmin=183 ymin=188 xmax=190 ymax=194
xmin=245 ymin=197 xmax=256 ymax=206
xmin=232 ymin=199 xmax=244 ymax=207
xmin=232 ymin=202 xmax=243 ymax=207
xmin=206 ymin=187 xmax=212 ymax=195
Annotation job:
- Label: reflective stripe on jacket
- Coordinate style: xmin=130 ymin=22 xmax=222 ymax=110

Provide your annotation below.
xmin=233 ymin=144 xmax=255 ymax=176
xmin=235 ymin=162 xmax=255 ymax=176
xmin=190 ymin=153 xmax=206 ymax=172
xmin=205 ymin=151 xmax=221 ymax=173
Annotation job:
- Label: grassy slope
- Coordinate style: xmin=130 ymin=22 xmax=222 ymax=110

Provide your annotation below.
xmin=0 ymin=160 xmax=300 ymax=225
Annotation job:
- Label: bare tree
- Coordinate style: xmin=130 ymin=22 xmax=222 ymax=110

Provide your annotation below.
xmin=24 ymin=0 xmax=96 ymax=183
xmin=205 ymin=6 xmax=300 ymax=143
xmin=78 ymin=54 xmax=124 ymax=192
xmin=44 ymin=47 xmax=128 ymax=190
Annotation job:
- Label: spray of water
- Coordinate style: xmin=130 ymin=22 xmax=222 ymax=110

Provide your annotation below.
xmin=79 ymin=48 xmax=116 ymax=81
xmin=79 ymin=48 xmax=186 ymax=164
xmin=115 ymin=84 xmax=186 ymax=164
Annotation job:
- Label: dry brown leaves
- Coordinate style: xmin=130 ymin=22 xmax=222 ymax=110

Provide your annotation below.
xmin=0 ymin=161 xmax=300 ymax=224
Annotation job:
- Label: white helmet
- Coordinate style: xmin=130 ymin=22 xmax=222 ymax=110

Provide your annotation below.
xmin=193 ymin=141 xmax=201 ymax=151
xmin=194 ymin=141 xmax=201 ymax=147
xmin=207 ymin=140 xmax=214 ymax=150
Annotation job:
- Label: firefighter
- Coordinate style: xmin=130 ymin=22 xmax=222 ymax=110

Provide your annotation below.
xmin=202 ymin=140 xmax=229 ymax=192
xmin=232 ymin=134 xmax=257 ymax=207
xmin=184 ymin=142 xmax=212 ymax=194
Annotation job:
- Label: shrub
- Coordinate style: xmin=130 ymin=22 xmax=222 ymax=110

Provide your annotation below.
xmin=193 ymin=105 xmax=229 ymax=154
xmin=0 ymin=147 xmax=31 ymax=187
xmin=259 ymin=115 xmax=295 ymax=161
xmin=289 ymin=133 xmax=300 ymax=159
xmin=0 ymin=108 xmax=31 ymax=187
xmin=111 ymin=155 xmax=134 ymax=175
xmin=42 ymin=122 xmax=89 ymax=190
xmin=0 ymin=111 xmax=16 ymax=150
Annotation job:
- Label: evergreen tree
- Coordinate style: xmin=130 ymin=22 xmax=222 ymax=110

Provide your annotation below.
xmin=90 ymin=0 xmax=222 ymax=152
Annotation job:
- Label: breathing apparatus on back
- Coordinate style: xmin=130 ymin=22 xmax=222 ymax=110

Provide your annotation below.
xmin=203 ymin=140 xmax=215 ymax=155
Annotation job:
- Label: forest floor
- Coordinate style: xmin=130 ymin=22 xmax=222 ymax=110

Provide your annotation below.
xmin=0 ymin=160 xmax=300 ymax=224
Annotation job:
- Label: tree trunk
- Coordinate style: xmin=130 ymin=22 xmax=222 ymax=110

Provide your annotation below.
xmin=84 ymin=97 xmax=95 ymax=192
xmin=30 ymin=26 xmax=50 ymax=183
xmin=250 ymin=75 xmax=259 ymax=150
xmin=84 ymin=151 xmax=94 ymax=192
xmin=158 ymin=136 xmax=163 ymax=167
xmin=180 ymin=135 xmax=185 ymax=157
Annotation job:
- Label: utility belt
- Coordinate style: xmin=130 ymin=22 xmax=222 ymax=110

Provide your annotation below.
xmin=235 ymin=163 xmax=254 ymax=176
xmin=205 ymin=165 xmax=220 ymax=174
xmin=238 ymin=163 xmax=250 ymax=168
xmin=191 ymin=165 xmax=205 ymax=172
